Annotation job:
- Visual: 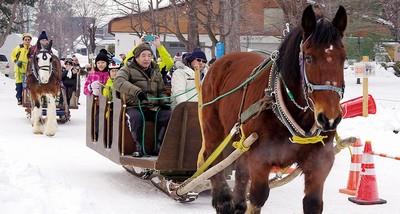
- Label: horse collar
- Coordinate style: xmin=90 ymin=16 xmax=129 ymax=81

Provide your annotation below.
xmin=265 ymin=57 xmax=322 ymax=139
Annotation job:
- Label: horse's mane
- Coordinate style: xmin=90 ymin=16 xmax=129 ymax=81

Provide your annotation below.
xmin=276 ymin=18 xmax=343 ymax=87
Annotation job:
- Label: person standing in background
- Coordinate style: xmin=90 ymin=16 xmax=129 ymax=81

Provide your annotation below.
xmin=10 ymin=33 xmax=32 ymax=105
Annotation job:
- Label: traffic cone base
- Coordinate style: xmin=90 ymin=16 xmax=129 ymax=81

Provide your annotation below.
xmin=348 ymin=197 xmax=387 ymax=205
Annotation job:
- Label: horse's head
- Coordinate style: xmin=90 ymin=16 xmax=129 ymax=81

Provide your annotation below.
xmin=300 ymin=5 xmax=347 ymax=131
xmin=34 ymin=40 xmax=54 ymax=84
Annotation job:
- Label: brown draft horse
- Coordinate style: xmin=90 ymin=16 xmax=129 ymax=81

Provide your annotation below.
xmin=26 ymin=40 xmax=62 ymax=136
xmin=201 ymin=5 xmax=347 ymax=214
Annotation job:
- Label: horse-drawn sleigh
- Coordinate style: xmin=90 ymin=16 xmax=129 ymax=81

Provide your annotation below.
xmin=22 ymin=40 xmax=72 ymax=136
xmin=87 ymin=5 xmax=355 ymax=214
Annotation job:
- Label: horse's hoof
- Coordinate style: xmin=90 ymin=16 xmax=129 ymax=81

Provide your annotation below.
xmin=45 ymin=131 xmax=55 ymax=137
xmin=233 ymin=202 xmax=247 ymax=214
xmin=33 ymin=126 xmax=43 ymax=134
xmin=245 ymin=202 xmax=261 ymax=214
xmin=213 ymin=195 xmax=234 ymax=214
xmin=215 ymin=201 xmax=234 ymax=214
xmin=33 ymin=130 xmax=43 ymax=135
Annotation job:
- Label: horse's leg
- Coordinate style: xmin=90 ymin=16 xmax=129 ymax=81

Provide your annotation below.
xmin=44 ymin=94 xmax=57 ymax=136
xmin=202 ymin=118 xmax=233 ymax=213
xmin=232 ymin=156 xmax=249 ymax=214
xmin=302 ymin=150 xmax=334 ymax=214
xmin=31 ymin=95 xmax=43 ymax=134
xmin=246 ymin=163 xmax=271 ymax=214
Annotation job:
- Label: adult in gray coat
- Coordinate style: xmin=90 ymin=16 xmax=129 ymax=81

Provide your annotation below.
xmin=114 ymin=43 xmax=171 ymax=157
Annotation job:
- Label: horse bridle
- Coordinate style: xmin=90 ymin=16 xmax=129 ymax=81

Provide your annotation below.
xmin=266 ymin=36 xmax=345 ymax=138
xmin=298 ymin=36 xmax=345 ymax=112
xmin=31 ymin=48 xmax=54 ymax=84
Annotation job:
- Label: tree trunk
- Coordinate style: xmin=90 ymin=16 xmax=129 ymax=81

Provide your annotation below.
xmin=0 ymin=1 xmax=19 ymax=48
xmin=223 ymin=0 xmax=241 ymax=53
xmin=187 ymin=0 xmax=199 ymax=51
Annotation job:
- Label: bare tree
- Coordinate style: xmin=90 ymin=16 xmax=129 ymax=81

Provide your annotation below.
xmin=380 ymin=0 xmax=400 ymax=41
xmin=111 ymin=0 xmax=161 ymax=38
xmin=0 ymin=0 xmax=36 ymax=47
xmin=72 ymin=0 xmax=108 ymax=56
xmin=221 ymin=0 xmax=241 ymax=53
xmin=275 ymin=0 xmax=308 ymax=27
xmin=110 ymin=0 xmax=241 ymax=53
xmin=112 ymin=0 xmax=200 ymax=51
xmin=34 ymin=0 xmax=75 ymax=56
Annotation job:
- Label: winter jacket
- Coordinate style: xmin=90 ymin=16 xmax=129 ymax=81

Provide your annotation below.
xmin=114 ymin=59 xmax=167 ymax=107
xmin=83 ymin=70 xmax=110 ymax=95
xmin=171 ymin=61 xmax=198 ymax=106
xmin=10 ymin=44 xmax=30 ymax=83
xmin=61 ymin=67 xmax=77 ymax=88
xmin=124 ymin=45 xmax=174 ymax=71
xmin=102 ymin=78 xmax=114 ymax=101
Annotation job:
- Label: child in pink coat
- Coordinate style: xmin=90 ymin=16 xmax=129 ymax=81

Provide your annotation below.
xmin=84 ymin=49 xmax=110 ymax=141
xmin=84 ymin=50 xmax=110 ymax=96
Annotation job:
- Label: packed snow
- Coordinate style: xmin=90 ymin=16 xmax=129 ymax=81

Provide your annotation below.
xmin=0 ymin=64 xmax=399 ymax=214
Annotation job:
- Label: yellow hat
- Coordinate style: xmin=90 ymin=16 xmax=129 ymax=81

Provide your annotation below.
xmin=22 ymin=33 xmax=32 ymax=40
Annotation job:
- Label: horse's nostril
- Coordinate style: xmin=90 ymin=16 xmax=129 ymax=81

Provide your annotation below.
xmin=317 ymin=113 xmax=329 ymax=126
xmin=332 ymin=116 xmax=342 ymax=128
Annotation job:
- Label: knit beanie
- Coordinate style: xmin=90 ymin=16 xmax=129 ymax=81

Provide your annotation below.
xmin=95 ymin=49 xmax=110 ymax=63
xmin=38 ymin=31 xmax=48 ymax=41
xmin=134 ymin=43 xmax=152 ymax=58
xmin=187 ymin=49 xmax=207 ymax=63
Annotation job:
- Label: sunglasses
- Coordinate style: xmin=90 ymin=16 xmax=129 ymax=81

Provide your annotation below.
xmin=195 ymin=58 xmax=207 ymax=63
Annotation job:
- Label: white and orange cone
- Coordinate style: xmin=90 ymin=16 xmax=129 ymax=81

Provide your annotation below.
xmin=339 ymin=138 xmax=363 ymax=196
xmin=348 ymin=141 xmax=387 ymax=205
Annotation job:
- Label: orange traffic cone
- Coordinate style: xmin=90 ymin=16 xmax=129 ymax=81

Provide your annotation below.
xmin=339 ymin=138 xmax=363 ymax=195
xmin=348 ymin=141 xmax=387 ymax=205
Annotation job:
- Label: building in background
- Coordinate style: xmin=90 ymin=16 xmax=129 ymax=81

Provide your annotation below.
xmin=108 ymin=0 xmax=284 ymax=59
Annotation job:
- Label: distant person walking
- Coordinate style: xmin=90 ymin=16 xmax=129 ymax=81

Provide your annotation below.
xmin=10 ymin=33 xmax=32 ymax=105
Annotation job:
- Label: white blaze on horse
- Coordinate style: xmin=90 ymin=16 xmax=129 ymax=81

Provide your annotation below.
xmin=26 ymin=40 xmax=62 ymax=136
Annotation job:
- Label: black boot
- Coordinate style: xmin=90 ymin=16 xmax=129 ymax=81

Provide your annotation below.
xmin=132 ymin=151 xmax=143 ymax=157
xmin=132 ymin=143 xmax=143 ymax=157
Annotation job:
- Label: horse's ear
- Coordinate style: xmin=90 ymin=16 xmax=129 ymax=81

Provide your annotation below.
xmin=332 ymin=5 xmax=347 ymax=36
xmin=301 ymin=5 xmax=316 ymax=39
xmin=48 ymin=40 xmax=53 ymax=50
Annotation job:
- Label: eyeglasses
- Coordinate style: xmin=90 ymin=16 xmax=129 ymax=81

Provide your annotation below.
xmin=195 ymin=58 xmax=207 ymax=63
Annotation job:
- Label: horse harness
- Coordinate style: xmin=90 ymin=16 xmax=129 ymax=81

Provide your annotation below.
xmin=30 ymin=49 xmax=54 ymax=84
xmin=239 ymin=41 xmax=344 ymax=144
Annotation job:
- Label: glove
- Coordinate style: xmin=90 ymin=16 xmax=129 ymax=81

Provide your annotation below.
xmin=92 ymin=88 xmax=100 ymax=96
xmin=16 ymin=61 xmax=23 ymax=68
xmin=90 ymin=81 xmax=102 ymax=90
xmin=90 ymin=81 xmax=102 ymax=96
xmin=137 ymin=91 xmax=148 ymax=101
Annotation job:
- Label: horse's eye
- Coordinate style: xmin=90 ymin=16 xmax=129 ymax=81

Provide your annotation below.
xmin=305 ymin=55 xmax=312 ymax=63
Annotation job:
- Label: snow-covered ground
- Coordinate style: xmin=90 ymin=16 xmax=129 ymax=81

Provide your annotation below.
xmin=0 ymin=65 xmax=399 ymax=214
